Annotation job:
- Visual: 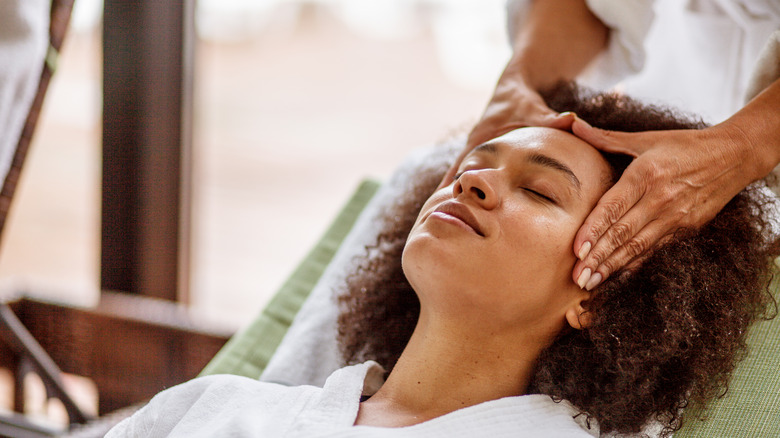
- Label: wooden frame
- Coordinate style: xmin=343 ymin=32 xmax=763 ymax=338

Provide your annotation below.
xmin=1 ymin=293 xmax=230 ymax=416
xmin=0 ymin=293 xmax=230 ymax=436
xmin=101 ymin=0 xmax=195 ymax=302
xmin=1 ymin=1 xmax=229 ymax=436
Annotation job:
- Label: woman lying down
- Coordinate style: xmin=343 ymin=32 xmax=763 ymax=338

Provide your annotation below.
xmin=107 ymin=83 xmax=779 ymax=437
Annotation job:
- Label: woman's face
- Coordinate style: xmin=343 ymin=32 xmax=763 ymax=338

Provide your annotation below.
xmin=402 ymin=127 xmax=612 ymax=332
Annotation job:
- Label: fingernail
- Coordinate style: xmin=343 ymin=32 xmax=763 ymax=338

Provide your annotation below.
xmin=559 ymin=111 xmax=574 ymax=117
xmin=577 ymin=241 xmax=591 ymax=261
xmin=585 ymin=272 xmax=602 ymax=291
xmin=576 ymin=268 xmax=592 ymax=289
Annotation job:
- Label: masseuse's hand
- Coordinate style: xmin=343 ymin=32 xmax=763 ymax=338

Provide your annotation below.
xmin=441 ymin=0 xmax=608 ymax=187
xmin=441 ymin=82 xmax=576 ymax=185
xmin=569 ymin=118 xmax=762 ymax=290
xmin=467 ymin=81 xmax=576 ymax=148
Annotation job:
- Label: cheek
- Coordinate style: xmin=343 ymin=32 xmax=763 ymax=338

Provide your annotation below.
xmin=499 ymin=211 xmax=579 ymax=283
xmin=402 ymin=224 xmax=494 ymax=302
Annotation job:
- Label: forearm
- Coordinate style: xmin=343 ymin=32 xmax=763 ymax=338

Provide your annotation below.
xmin=506 ymin=0 xmax=609 ymax=91
xmin=461 ymin=1 xmax=608 ymax=151
xmin=713 ymin=78 xmax=780 ymax=182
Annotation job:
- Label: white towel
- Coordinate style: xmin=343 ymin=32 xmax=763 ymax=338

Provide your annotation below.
xmin=0 ymin=0 xmax=50 ymax=187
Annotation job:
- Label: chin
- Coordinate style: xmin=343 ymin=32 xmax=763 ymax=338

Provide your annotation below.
xmin=402 ymin=235 xmax=484 ymax=307
xmin=401 ymin=234 xmax=454 ymax=297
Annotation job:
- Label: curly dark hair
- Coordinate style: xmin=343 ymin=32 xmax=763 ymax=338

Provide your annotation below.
xmin=337 ymin=82 xmax=779 ymax=436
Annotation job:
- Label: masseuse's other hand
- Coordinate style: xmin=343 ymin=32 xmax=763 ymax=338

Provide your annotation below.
xmin=467 ymin=80 xmax=576 ymax=148
xmin=570 ymin=118 xmax=757 ymax=290
xmin=440 ymin=82 xmax=576 ymax=186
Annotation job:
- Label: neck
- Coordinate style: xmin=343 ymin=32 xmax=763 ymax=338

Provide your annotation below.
xmin=356 ymin=311 xmax=549 ymax=427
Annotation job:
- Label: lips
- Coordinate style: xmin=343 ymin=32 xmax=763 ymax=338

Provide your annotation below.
xmin=432 ymin=201 xmax=485 ymax=236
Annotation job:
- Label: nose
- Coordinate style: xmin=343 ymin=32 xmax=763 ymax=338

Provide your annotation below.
xmin=453 ymin=170 xmax=498 ymax=209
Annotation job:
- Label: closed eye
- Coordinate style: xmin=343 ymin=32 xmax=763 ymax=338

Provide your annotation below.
xmin=524 ymin=188 xmax=556 ymax=204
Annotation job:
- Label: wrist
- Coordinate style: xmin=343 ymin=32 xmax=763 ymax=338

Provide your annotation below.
xmin=502 ymin=51 xmax=563 ymax=93
xmin=488 ymin=58 xmax=545 ymax=108
xmin=712 ymin=116 xmax=780 ymax=184
xmin=498 ymin=54 xmax=537 ymax=91
xmin=715 ymin=79 xmax=780 ymax=182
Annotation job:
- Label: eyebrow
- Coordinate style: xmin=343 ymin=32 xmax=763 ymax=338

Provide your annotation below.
xmin=528 ymin=153 xmax=582 ymax=193
xmin=472 ymin=143 xmax=582 ymax=194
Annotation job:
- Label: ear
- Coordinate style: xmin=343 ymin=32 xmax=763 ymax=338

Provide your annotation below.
xmin=565 ymin=296 xmax=593 ymax=330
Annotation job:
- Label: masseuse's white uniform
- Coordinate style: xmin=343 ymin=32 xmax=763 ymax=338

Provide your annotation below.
xmin=509 ymin=0 xmax=780 ymax=123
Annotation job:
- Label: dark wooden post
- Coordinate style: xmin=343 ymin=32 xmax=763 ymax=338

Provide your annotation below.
xmin=101 ymin=0 xmax=194 ymax=301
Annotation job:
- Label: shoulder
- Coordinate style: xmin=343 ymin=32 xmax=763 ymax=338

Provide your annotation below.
xmin=106 ymin=374 xmax=319 ymax=437
xmin=149 ymin=374 xmax=291 ymax=407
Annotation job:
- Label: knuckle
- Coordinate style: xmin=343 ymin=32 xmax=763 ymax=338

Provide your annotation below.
xmin=624 ymin=235 xmax=649 ymax=259
xmin=639 ymin=160 xmax=664 ymax=181
xmin=597 ymin=234 xmax=651 ymax=276
xmin=656 ymin=184 xmax=676 ymax=202
xmin=673 ymin=209 xmax=692 ymax=226
xmin=599 ymin=201 xmax=625 ymax=228
xmin=606 ymin=221 xmax=633 ymax=246
xmin=652 ymin=190 xmax=678 ymax=213
xmin=587 ymin=248 xmax=607 ymax=267
xmin=584 ymin=200 xmax=628 ymax=243
xmin=599 ymin=258 xmax=618 ymax=276
xmin=661 ymin=206 xmax=693 ymax=233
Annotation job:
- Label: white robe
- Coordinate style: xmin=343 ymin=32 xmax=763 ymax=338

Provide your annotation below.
xmin=508 ymin=0 xmax=780 ymax=123
xmin=106 ymin=362 xmax=598 ymax=438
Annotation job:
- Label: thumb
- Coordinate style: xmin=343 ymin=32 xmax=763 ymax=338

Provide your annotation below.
xmin=572 ymin=117 xmax=645 ymax=157
xmin=545 ymin=111 xmax=576 ymax=131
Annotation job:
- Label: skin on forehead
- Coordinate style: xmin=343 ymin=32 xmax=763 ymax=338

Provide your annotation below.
xmin=472 ymin=127 xmax=612 ymax=207
xmin=469 ymin=141 xmax=582 ymax=193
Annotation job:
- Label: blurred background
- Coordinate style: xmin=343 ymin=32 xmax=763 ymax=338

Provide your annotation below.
xmin=0 ymin=0 xmax=510 ymax=331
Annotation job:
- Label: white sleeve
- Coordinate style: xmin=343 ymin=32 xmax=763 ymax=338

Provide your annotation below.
xmin=748 ymin=30 xmax=780 ymax=196
xmin=745 ymin=29 xmax=780 ymax=103
xmin=505 ymin=0 xmax=655 ymax=89
xmin=504 ymin=0 xmax=532 ymax=44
